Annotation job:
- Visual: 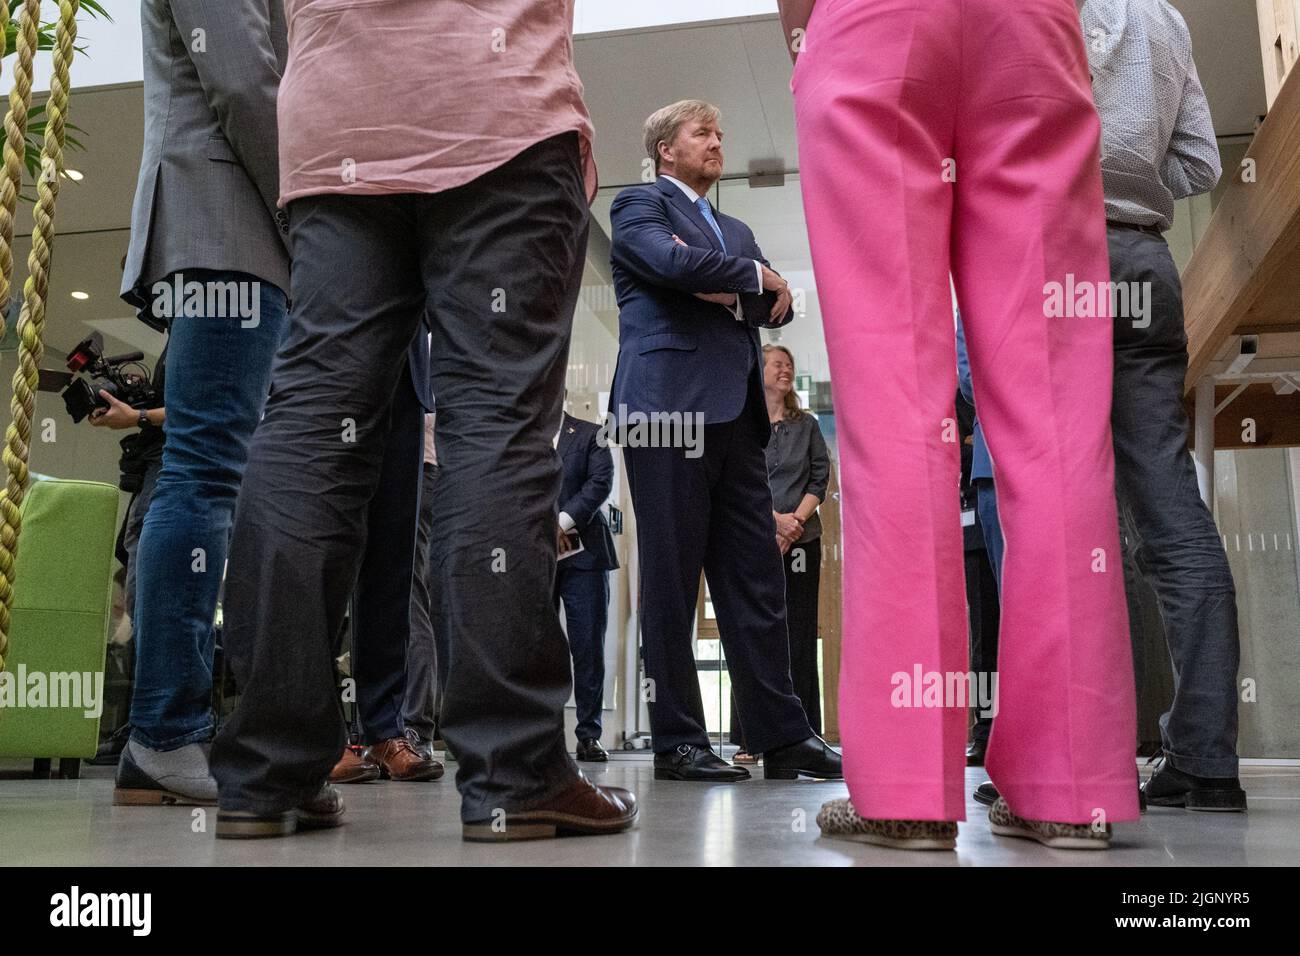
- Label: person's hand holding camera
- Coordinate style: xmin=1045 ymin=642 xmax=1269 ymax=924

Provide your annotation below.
xmin=89 ymin=390 xmax=141 ymax=429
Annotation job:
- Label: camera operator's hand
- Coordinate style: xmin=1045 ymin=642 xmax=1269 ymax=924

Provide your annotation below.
xmin=90 ymin=390 xmax=140 ymax=430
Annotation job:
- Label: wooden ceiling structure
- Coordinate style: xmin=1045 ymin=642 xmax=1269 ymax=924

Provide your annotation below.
xmin=1183 ymin=2 xmax=1300 ymax=459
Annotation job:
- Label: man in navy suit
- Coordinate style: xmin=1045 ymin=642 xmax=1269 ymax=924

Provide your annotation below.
xmin=554 ymin=409 xmax=620 ymax=762
xmin=338 ymin=336 xmax=444 ymax=782
xmin=608 ymin=100 xmax=842 ymax=782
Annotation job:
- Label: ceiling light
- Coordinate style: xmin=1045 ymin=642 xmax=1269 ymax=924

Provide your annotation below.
xmin=64 ymin=169 xmax=83 ymax=181
xmin=70 ymin=290 xmax=89 ymax=300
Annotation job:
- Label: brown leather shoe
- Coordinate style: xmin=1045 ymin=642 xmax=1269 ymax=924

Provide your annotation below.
xmin=368 ymin=736 xmax=444 ymax=782
xmin=329 ymin=746 xmax=381 ymax=784
xmin=462 ymin=772 xmax=638 ymax=842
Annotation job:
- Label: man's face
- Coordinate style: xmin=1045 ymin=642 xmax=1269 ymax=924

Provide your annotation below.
xmin=663 ymin=117 xmax=724 ymax=184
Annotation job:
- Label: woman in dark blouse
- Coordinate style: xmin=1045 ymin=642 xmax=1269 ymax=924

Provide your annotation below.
xmin=732 ymin=345 xmax=831 ymax=761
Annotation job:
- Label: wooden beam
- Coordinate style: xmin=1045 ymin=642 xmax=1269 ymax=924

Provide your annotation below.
xmin=1183 ymin=62 xmax=1300 ymax=391
xmin=1185 ymin=385 xmax=1300 ymax=449
xmin=1258 ymin=0 xmax=1300 ymax=109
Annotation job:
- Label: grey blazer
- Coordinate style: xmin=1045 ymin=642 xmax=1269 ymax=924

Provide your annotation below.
xmin=121 ymin=0 xmax=290 ymax=323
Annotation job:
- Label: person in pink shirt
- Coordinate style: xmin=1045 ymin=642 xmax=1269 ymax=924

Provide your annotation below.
xmin=780 ymin=0 xmax=1139 ymax=849
xmin=210 ymin=0 xmax=637 ymax=843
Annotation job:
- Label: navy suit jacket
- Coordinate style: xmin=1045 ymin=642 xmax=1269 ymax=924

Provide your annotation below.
xmin=557 ymin=413 xmax=619 ymax=572
xmin=607 ymin=177 xmax=794 ymax=443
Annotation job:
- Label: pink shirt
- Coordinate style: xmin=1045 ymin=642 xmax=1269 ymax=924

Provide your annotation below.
xmin=278 ymin=0 xmax=597 ymax=206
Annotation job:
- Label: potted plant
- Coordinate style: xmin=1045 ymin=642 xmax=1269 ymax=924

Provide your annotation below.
xmin=3 ymin=0 xmax=110 ymax=184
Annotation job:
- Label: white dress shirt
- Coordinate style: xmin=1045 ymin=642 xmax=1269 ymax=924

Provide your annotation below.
xmin=554 ymin=422 xmax=575 ymax=531
xmin=1080 ymin=0 xmax=1221 ymax=230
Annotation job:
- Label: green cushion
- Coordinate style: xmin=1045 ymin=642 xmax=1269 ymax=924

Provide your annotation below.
xmin=0 ymin=478 xmax=119 ymax=758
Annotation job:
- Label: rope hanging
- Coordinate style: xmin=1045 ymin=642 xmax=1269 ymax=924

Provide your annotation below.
xmin=0 ymin=1 xmax=41 ymax=319
xmin=0 ymin=0 xmax=79 ymax=675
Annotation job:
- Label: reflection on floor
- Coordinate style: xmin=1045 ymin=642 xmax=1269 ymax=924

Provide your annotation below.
xmin=0 ymin=756 xmax=1296 ymax=866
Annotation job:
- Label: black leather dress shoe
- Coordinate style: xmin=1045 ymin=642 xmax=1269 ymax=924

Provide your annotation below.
xmin=1143 ymin=756 xmax=1246 ymax=812
xmin=654 ymin=744 xmax=750 ymax=782
xmin=576 ymin=738 xmax=609 ymax=762
xmin=90 ymin=723 xmax=131 ymax=767
xmin=216 ymin=784 xmax=345 ymax=839
xmin=763 ymin=735 xmax=843 ymax=780
xmin=966 ymin=739 xmax=987 ymax=767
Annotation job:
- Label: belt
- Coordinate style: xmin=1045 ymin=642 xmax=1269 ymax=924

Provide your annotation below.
xmin=1106 ymin=218 xmax=1163 ymax=237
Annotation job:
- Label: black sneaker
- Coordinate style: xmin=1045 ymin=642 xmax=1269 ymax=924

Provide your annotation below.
xmin=1142 ymin=756 xmax=1246 ymax=812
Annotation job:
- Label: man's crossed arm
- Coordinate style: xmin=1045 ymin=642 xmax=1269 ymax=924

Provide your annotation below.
xmin=610 ymin=188 xmax=794 ymax=325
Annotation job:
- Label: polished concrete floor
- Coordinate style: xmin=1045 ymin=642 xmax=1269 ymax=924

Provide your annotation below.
xmin=1 ymin=756 xmax=1296 ymax=866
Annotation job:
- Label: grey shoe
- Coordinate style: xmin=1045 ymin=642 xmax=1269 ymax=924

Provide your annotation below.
xmin=114 ymin=739 xmax=218 ymax=806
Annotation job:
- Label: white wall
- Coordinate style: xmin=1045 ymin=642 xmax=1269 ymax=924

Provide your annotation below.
xmin=27 ymin=1 xmax=144 ymax=92
xmin=46 ymin=1 xmax=781 ymax=94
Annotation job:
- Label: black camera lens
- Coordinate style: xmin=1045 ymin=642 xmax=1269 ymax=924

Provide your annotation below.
xmin=62 ymin=378 xmax=109 ymax=423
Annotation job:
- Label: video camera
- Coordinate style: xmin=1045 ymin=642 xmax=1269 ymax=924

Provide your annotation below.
xmin=60 ymin=333 xmax=158 ymax=423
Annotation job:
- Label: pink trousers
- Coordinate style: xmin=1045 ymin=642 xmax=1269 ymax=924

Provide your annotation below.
xmin=794 ymin=0 xmax=1138 ymax=824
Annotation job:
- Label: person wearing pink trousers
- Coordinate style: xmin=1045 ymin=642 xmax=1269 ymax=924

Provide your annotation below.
xmin=779 ymin=0 xmax=1139 ymax=849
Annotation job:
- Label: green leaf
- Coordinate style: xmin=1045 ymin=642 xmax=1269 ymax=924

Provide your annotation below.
xmin=2 ymin=2 xmax=113 ymax=57
xmin=2 ymin=2 xmax=110 ymax=199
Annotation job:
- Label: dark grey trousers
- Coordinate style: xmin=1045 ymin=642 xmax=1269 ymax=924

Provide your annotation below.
xmin=210 ymin=133 xmax=590 ymax=821
xmin=351 ymin=362 xmax=424 ymax=744
xmin=403 ymin=460 xmax=440 ymax=741
xmin=1109 ymin=225 xmax=1241 ymax=778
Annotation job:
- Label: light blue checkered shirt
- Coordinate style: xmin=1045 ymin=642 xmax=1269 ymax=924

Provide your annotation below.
xmin=1080 ymin=0 xmax=1222 ymax=231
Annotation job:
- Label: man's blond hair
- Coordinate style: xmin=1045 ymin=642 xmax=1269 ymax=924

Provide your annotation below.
xmin=644 ymin=99 xmax=720 ymax=174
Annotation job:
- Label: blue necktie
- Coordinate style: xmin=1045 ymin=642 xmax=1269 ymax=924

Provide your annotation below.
xmin=695 ymin=197 xmax=727 ymax=253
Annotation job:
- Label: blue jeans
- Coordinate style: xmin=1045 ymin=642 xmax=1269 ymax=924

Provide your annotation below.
xmin=974 ymin=477 xmax=1004 ymax=591
xmin=129 ymin=270 xmax=288 ymax=750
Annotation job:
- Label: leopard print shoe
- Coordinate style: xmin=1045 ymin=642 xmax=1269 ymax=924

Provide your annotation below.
xmin=987 ymin=796 xmax=1111 ymax=850
xmin=816 ymin=798 xmax=957 ymax=850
